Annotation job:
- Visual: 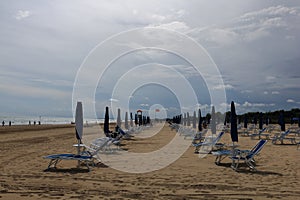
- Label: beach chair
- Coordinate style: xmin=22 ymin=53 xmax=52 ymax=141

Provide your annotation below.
xmin=44 ymin=154 xmax=94 ymax=171
xmin=44 ymin=102 xmax=96 ymax=171
xmin=271 ymin=130 xmax=296 ymax=145
xmin=250 ymin=128 xmax=269 ymax=140
xmin=230 ymin=140 xmax=268 ymax=171
xmin=192 ymin=132 xmax=225 ymax=153
xmin=118 ymin=127 xmax=134 ymax=139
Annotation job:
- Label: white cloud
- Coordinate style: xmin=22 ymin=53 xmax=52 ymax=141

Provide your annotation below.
xmin=242 ymin=101 xmax=275 ymax=108
xmin=213 ymin=84 xmax=234 ymax=90
xmin=148 ymin=21 xmax=191 ymax=33
xmin=15 ymin=10 xmax=31 ymax=20
xmin=195 ymin=5 xmax=300 ymax=45
xmin=263 ymin=91 xmax=268 ymax=95
xmin=271 ymin=91 xmax=280 ymax=95
xmin=109 ymin=98 xmax=119 ymax=102
xmin=287 ymin=99 xmax=295 ymax=103
xmin=243 ymin=101 xmax=252 ymax=107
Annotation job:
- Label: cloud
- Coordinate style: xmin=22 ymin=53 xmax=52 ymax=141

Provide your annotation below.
xmin=213 ymin=84 xmax=234 ymax=90
xmin=287 ymin=99 xmax=295 ymax=103
xmin=242 ymin=101 xmax=275 ymax=107
xmin=148 ymin=21 xmax=191 ymax=33
xmin=271 ymin=91 xmax=280 ymax=95
xmin=191 ymin=5 xmax=300 ymax=45
xmin=109 ymin=98 xmax=119 ymax=102
xmin=15 ymin=10 xmax=31 ymax=20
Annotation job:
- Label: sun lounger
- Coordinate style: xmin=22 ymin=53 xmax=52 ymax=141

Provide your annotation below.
xmin=192 ymin=132 xmax=225 ymax=153
xmin=271 ymin=130 xmax=296 ymax=144
xmin=44 ymin=154 xmax=94 ymax=171
xmin=250 ymin=128 xmax=269 ymax=140
xmin=44 ymin=102 xmax=97 ymax=171
xmin=230 ymin=139 xmax=268 ymax=171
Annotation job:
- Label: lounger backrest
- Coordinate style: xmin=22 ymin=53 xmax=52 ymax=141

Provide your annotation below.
xmin=282 ymin=130 xmax=290 ymax=137
xmin=213 ymin=132 xmax=225 ymax=144
xmin=246 ymin=140 xmax=267 ymax=159
xmin=259 ymin=128 xmax=267 ymax=133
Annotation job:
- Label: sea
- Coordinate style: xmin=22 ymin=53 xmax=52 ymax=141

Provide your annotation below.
xmin=0 ymin=115 xmax=103 ymax=125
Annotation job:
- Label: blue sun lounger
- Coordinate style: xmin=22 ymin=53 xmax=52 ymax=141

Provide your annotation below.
xmin=250 ymin=128 xmax=269 ymax=139
xmin=212 ymin=139 xmax=268 ymax=171
xmin=230 ymin=139 xmax=268 ymax=171
xmin=271 ymin=130 xmax=296 ymax=144
xmin=44 ymin=102 xmax=96 ymax=171
xmin=44 ymin=154 xmax=94 ymax=171
xmin=193 ymin=132 xmax=225 ymax=153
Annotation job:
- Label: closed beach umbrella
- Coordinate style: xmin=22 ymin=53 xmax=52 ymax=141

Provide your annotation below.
xmin=130 ymin=112 xmax=133 ymax=127
xmin=244 ymin=114 xmax=248 ymax=129
xmin=259 ymin=112 xmax=263 ymax=130
xmin=183 ymin=113 xmax=186 ymax=126
xmin=75 ymin=102 xmax=83 ymax=166
xmin=75 ymin=102 xmax=83 ymax=142
xmin=254 ymin=116 xmax=257 ymax=126
xmin=265 ymin=115 xmax=269 ymax=126
xmin=198 ymin=109 xmax=203 ymax=132
xmin=75 ymin=101 xmax=83 ymax=164
xmin=125 ymin=112 xmax=129 ymax=129
xmin=279 ymin=111 xmax=285 ymax=132
xmin=187 ymin=112 xmax=190 ymax=126
xmin=211 ymin=106 xmax=216 ymax=135
xmin=104 ymin=106 xmax=110 ymax=135
xmin=134 ymin=114 xmax=138 ymax=126
xmin=230 ymin=101 xmax=238 ymax=143
xmin=193 ymin=111 xmax=197 ymax=129
xmin=117 ymin=108 xmax=121 ymax=127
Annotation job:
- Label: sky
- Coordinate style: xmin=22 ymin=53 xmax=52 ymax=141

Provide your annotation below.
xmin=0 ymin=0 xmax=300 ymax=118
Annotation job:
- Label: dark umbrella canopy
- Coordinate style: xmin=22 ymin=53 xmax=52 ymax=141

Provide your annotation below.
xmin=230 ymin=101 xmax=238 ymax=143
xmin=279 ymin=111 xmax=285 ymax=131
xmin=211 ymin=106 xmax=216 ymax=135
xmin=104 ymin=106 xmax=110 ymax=134
xmin=259 ymin=112 xmax=263 ymax=130
xmin=125 ymin=112 xmax=129 ymax=129
xmin=187 ymin=112 xmax=190 ymax=126
xmin=198 ymin=109 xmax=203 ymax=132
xmin=244 ymin=114 xmax=248 ymax=129
xmin=265 ymin=115 xmax=269 ymax=126
xmin=134 ymin=114 xmax=138 ymax=125
xmin=254 ymin=116 xmax=257 ymax=125
xmin=130 ymin=112 xmax=133 ymax=127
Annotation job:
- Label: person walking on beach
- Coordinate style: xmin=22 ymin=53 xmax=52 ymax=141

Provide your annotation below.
xmin=2 ymin=121 xmax=4 ymax=126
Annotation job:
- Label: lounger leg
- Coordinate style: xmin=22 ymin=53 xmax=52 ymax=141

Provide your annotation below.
xmin=231 ymin=158 xmax=239 ymax=171
xmin=215 ymin=156 xmax=220 ymax=165
xmin=47 ymin=159 xmax=59 ymax=170
xmin=246 ymin=160 xmax=257 ymax=171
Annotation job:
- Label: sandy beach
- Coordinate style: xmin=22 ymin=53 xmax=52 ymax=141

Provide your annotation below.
xmin=0 ymin=124 xmax=299 ymax=200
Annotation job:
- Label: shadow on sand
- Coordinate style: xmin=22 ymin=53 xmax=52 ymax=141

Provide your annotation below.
xmin=216 ymin=163 xmax=283 ymax=176
xmin=43 ymin=162 xmax=109 ymax=174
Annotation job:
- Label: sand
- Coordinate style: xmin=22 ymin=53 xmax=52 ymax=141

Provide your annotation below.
xmin=0 ymin=123 xmax=299 ymax=200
